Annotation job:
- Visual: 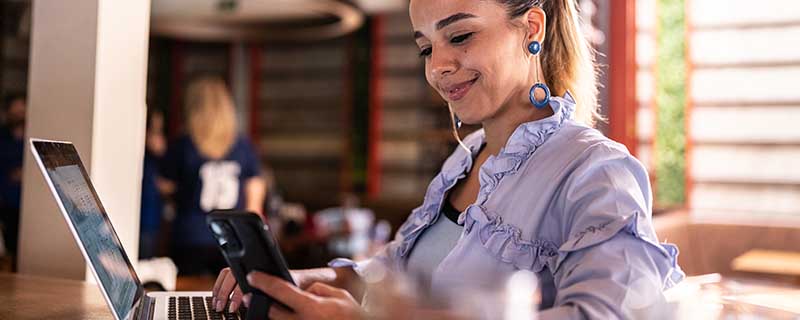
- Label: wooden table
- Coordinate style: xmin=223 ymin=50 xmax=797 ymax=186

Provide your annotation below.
xmin=732 ymin=249 xmax=800 ymax=285
xmin=0 ymin=272 xmax=111 ymax=319
xmin=0 ymin=272 xmax=219 ymax=319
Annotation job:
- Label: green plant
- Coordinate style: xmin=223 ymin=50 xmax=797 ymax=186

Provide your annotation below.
xmin=655 ymin=0 xmax=686 ymax=206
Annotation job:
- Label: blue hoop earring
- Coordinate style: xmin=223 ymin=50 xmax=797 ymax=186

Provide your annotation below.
xmin=529 ymin=83 xmax=551 ymax=109
xmin=528 ymin=41 xmax=550 ymax=109
xmin=454 ymin=115 xmax=462 ymax=129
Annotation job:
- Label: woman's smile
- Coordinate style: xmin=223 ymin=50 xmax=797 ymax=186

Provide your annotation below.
xmin=442 ymin=75 xmax=480 ymax=101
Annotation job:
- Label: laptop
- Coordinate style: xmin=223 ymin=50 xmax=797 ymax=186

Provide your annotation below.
xmin=30 ymin=138 xmax=243 ymax=320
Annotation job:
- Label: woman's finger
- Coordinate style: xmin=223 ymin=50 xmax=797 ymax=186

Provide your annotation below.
xmin=268 ymin=305 xmax=299 ymax=320
xmin=228 ymin=286 xmax=244 ymax=313
xmin=242 ymin=293 xmax=251 ymax=308
xmin=211 ymin=268 xmax=230 ymax=301
xmin=247 ymin=272 xmax=314 ymax=310
xmin=306 ymin=282 xmax=350 ymax=299
xmin=215 ymin=273 xmax=238 ymax=312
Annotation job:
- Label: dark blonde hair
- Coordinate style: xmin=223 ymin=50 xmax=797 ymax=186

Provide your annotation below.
xmin=499 ymin=0 xmax=599 ymax=126
xmin=185 ymin=77 xmax=238 ymax=159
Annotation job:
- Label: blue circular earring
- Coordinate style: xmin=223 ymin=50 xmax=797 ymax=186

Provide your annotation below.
xmin=527 ymin=41 xmax=541 ymax=55
xmin=528 ymin=41 xmax=550 ymax=109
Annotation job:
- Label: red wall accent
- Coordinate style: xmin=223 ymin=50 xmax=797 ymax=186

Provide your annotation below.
xmin=608 ymin=0 xmax=638 ymax=154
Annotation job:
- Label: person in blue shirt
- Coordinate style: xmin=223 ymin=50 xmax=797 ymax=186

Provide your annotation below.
xmin=0 ymin=93 xmax=25 ymax=262
xmin=139 ymin=109 xmax=167 ymax=260
xmin=161 ymin=77 xmax=266 ymax=275
xmin=212 ymin=0 xmax=684 ymax=318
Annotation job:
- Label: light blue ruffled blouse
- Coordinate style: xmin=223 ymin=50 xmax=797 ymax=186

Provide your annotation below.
xmin=331 ymin=93 xmax=684 ymax=319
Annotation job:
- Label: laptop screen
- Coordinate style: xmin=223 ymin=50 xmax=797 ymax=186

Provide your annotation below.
xmin=31 ymin=140 xmax=142 ymax=320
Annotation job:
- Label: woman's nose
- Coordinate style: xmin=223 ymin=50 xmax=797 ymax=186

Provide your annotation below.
xmin=429 ymin=48 xmax=457 ymax=80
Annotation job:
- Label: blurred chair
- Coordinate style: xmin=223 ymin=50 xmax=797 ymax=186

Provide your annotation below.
xmin=314 ymin=205 xmax=376 ymax=259
xmin=655 ymin=211 xmax=800 ymax=284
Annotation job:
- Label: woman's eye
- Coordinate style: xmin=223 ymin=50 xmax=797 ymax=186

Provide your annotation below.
xmin=451 ymin=33 xmax=474 ymax=44
xmin=419 ymin=47 xmax=432 ymax=58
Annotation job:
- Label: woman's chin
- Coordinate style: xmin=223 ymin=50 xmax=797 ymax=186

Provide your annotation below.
xmin=455 ymin=114 xmax=481 ymax=125
xmin=452 ymin=107 xmax=483 ymax=125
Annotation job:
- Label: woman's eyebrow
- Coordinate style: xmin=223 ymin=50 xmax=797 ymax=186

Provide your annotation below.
xmin=414 ymin=12 xmax=478 ymax=39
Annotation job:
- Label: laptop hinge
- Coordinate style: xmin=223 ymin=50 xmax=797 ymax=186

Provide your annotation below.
xmin=131 ymin=295 xmax=153 ymax=320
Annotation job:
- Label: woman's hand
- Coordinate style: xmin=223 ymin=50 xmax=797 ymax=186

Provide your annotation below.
xmin=211 ymin=268 xmax=244 ymax=313
xmin=211 ymin=267 xmax=340 ymax=313
xmin=245 ymin=271 xmax=363 ymax=320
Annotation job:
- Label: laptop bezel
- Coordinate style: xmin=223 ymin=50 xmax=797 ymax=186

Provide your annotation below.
xmin=29 ymin=138 xmax=146 ymax=320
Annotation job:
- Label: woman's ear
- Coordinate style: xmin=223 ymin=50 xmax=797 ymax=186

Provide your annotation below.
xmin=525 ymin=7 xmax=547 ymax=43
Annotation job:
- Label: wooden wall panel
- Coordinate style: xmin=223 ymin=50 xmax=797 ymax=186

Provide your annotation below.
xmin=691 ymin=145 xmax=800 ymax=184
xmin=691 ymin=106 xmax=800 ymax=143
xmin=691 ymin=27 xmax=800 ymax=66
xmin=687 ymin=1 xmax=800 ymax=219
xmin=690 ymin=0 xmax=800 ymax=28
xmin=692 ymin=67 xmax=800 ymax=104
xmin=692 ymin=183 xmax=800 ymax=216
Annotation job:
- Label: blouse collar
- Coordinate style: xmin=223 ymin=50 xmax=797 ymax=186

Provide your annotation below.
xmin=441 ymin=91 xmax=577 ymax=181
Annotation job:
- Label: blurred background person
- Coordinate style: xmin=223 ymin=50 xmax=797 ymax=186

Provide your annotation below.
xmin=160 ymin=77 xmax=266 ymax=275
xmin=0 ymin=93 xmax=26 ymax=267
xmin=139 ymin=109 xmax=167 ymax=260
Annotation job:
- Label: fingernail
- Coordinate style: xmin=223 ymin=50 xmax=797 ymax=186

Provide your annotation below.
xmin=229 ymin=302 xmax=238 ymax=313
xmin=216 ymin=300 xmax=224 ymax=312
xmin=246 ymin=273 xmax=254 ymax=282
xmin=242 ymin=295 xmax=250 ymax=305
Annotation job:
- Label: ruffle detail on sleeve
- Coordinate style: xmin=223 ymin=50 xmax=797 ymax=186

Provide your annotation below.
xmin=462 ymin=205 xmax=560 ymax=273
xmin=552 ymin=211 xmax=685 ymax=289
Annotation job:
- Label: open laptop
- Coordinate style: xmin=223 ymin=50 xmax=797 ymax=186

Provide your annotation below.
xmin=30 ymin=138 xmax=243 ymax=320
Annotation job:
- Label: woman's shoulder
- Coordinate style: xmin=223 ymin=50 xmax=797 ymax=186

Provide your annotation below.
xmin=540 ymin=121 xmax=644 ymax=175
xmin=512 ymin=120 xmax=651 ymax=212
xmin=556 ymin=121 xmax=630 ymax=155
xmin=227 ymin=134 xmax=256 ymax=152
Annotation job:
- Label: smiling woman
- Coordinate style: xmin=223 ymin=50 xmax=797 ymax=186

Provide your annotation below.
xmin=212 ymin=1 xmax=684 ymax=319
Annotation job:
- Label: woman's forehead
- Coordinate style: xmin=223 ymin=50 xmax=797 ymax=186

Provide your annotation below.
xmin=409 ymin=0 xmax=502 ymax=32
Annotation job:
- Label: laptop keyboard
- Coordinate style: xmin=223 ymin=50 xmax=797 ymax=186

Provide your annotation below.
xmin=167 ymin=296 xmax=245 ymax=320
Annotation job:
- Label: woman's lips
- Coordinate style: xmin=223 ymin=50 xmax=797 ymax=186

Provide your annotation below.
xmin=445 ymin=76 xmax=479 ymax=101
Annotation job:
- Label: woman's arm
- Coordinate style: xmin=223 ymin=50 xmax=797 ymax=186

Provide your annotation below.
xmin=156 ymin=177 xmax=176 ymax=196
xmin=211 ymin=265 xmax=365 ymax=312
xmin=539 ymin=232 xmax=673 ymax=319
xmin=538 ymin=148 xmax=683 ymax=319
xmin=292 ymin=267 xmax=364 ymax=298
xmin=244 ymin=176 xmax=266 ymax=216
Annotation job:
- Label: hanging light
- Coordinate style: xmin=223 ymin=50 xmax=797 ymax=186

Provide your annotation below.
xmin=151 ymin=0 xmax=364 ymax=42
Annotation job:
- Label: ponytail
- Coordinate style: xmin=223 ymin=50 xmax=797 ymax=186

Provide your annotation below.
xmin=500 ymin=0 xmax=600 ymax=126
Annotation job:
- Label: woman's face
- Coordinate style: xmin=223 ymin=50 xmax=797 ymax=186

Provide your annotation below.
xmin=410 ymin=0 xmax=533 ymax=124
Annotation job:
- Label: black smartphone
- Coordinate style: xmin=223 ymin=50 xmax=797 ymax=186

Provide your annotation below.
xmin=206 ymin=210 xmax=295 ymax=320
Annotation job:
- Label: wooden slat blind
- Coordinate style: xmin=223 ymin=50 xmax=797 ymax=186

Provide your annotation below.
xmin=688 ymin=0 xmax=800 ymax=218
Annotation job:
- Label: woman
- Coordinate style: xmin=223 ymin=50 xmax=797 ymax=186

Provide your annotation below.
xmin=161 ymin=77 xmax=266 ymax=275
xmin=139 ymin=109 xmax=167 ymax=259
xmin=213 ymin=0 xmax=683 ymax=318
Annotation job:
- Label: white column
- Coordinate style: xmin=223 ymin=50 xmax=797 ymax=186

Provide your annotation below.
xmin=18 ymin=0 xmax=150 ymax=280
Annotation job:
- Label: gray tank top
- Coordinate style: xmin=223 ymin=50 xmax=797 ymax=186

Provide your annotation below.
xmin=405 ymin=200 xmax=463 ymax=294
